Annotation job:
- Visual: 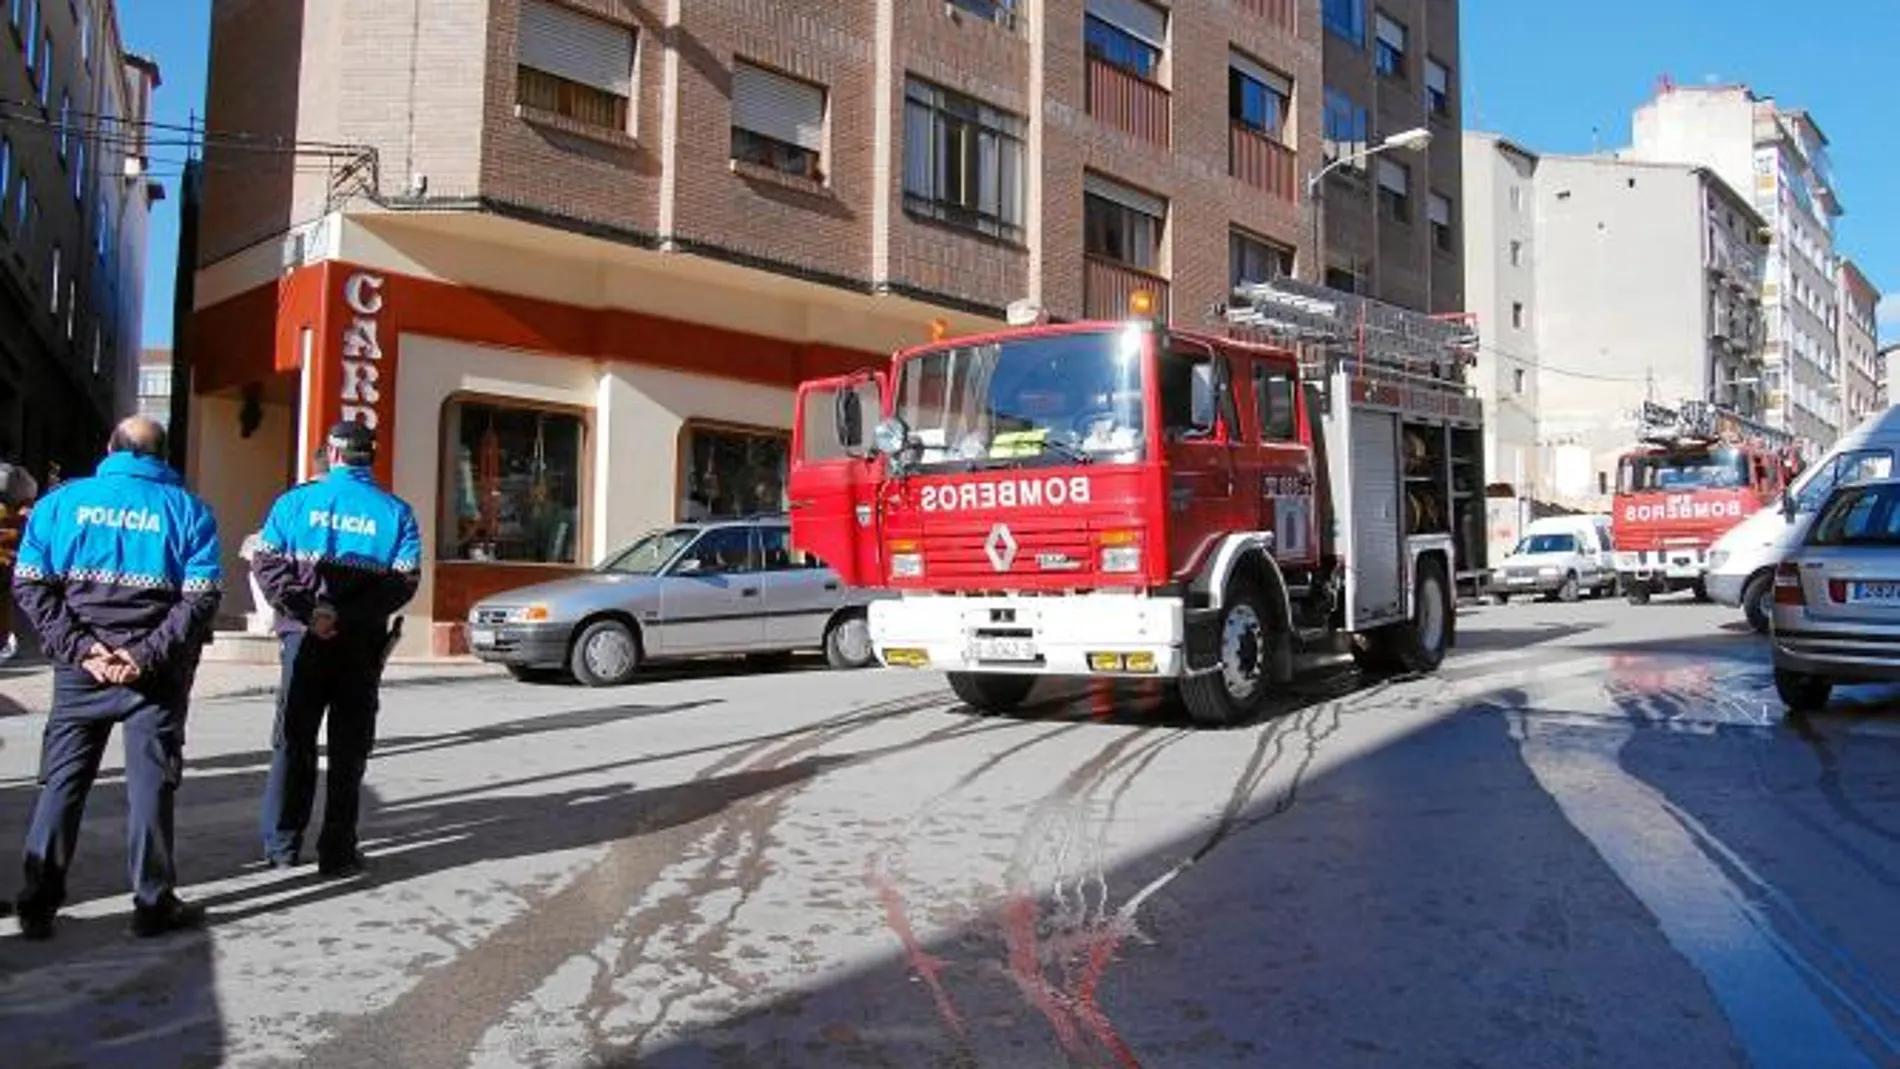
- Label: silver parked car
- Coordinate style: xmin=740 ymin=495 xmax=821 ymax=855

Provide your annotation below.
xmin=1771 ymin=477 xmax=1900 ymax=713
xmin=467 ymin=516 xmax=882 ymax=686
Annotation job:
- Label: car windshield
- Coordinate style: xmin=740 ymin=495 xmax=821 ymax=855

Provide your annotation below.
xmin=1790 ymin=448 xmax=1895 ymax=514
xmin=1516 ymin=533 xmax=1577 ymax=555
xmin=891 ymin=329 xmax=1146 ymax=471
xmin=597 ymin=527 xmax=698 ymax=575
xmin=1808 ymin=484 xmax=1900 ymax=547
xmin=1617 ymin=446 xmax=1749 ymax=493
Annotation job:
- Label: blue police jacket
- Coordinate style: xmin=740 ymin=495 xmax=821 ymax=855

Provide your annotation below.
xmin=12 ymin=451 xmax=224 ymax=681
xmin=251 ymin=463 xmax=421 ymax=635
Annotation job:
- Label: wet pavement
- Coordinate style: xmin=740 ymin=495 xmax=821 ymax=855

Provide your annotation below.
xmin=3 ymin=597 xmax=1900 ymax=1068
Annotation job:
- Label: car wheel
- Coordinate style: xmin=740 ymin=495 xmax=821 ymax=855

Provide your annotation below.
xmin=1627 ymin=584 xmax=1652 ymax=606
xmin=1742 ymin=571 xmax=1774 ymax=634
xmin=1489 ymin=593 xmax=1510 ymax=606
xmin=1774 ymin=668 xmax=1832 ymax=713
xmin=569 ymin=619 xmax=641 ymax=687
xmin=948 ymin=672 xmax=1036 ymax=714
xmin=824 ymin=612 xmax=876 ymax=670
xmin=1557 ymin=574 xmax=1581 ymax=603
xmin=1180 ymin=578 xmax=1277 ymax=727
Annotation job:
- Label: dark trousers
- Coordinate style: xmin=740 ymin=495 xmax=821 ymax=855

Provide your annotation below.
xmin=20 ymin=668 xmax=187 ymax=912
xmin=260 ymin=630 xmax=385 ymax=864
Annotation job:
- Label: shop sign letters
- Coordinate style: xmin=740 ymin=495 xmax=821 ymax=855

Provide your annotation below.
xmin=339 ymin=271 xmax=387 ymax=430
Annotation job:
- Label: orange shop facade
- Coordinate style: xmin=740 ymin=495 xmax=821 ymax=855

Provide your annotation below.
xmin=185 ymin=218 xmax=975 ymax=657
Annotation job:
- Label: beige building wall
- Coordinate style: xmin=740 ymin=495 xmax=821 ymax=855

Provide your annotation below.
xmin=1838 ymin=258 xmax=1881 ymax=430
xmin=1460 ymin=133 xmax=1537 ymax=496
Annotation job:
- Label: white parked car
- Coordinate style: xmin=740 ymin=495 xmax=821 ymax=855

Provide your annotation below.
xmin=1486 ymin=517 xmax=1615 ymax=603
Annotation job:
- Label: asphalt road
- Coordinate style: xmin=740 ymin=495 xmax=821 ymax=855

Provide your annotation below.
xmin=4 ymin=596 xmax=1900 ymax=1069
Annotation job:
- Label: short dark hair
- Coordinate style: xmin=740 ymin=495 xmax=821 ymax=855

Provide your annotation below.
xmin=326 ymin=420 xmax=376 ymax=466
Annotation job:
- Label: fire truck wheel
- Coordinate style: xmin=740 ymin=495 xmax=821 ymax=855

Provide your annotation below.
xmin=1627 ymin=584 xmax=1652 ymax=606
xmin=1181 ymin=581 xmax=1273 ymax=727
xmin=1742 ymin=572 xmax=1774 ymax=634
xmin=1393 ymin=561 xmax=1452 ymax=673
xmin=1692 ymin=580 xmax=1711 ymax=602
xmin=1557 ymin=575 xmax=1581 ymax=603
xmin=948 ymin=672 xmax=1036 ymax=714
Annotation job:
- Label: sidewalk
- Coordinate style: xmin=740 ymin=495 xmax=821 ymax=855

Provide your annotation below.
xmin=0 ymin=655 xmax=505 ymax=717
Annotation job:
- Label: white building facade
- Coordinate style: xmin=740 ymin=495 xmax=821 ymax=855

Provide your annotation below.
xmin=1626 ymin=84 xmax=1845 ymax=448
xmin=1837 ymin=259 xmax=1882 ymax=430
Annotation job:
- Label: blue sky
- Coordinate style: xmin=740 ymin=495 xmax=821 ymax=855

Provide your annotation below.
xmin=123 ymin=0 xmax=1895 ymax=346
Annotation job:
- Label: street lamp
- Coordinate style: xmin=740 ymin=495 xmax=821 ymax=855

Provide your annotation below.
xmin=1307 ymin=126 xmax=1434 ymax=288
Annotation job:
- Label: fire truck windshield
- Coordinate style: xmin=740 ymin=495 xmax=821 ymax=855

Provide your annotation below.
xmin=1617 ymin=446 xmax=1749 ymax=494
xmin=891 ymin=329 xmax=1146 ymax=471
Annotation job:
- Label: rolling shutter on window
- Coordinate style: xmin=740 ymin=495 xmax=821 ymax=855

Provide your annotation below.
xmin=1429 ymin=194 xmax=1451 ymax=225
xmin=519 ymin=0 xmax=633 ymax=95
xmin=1375 ymin=14 xmax=1405 ymax=48
xmin=1084 ymin=172 xmax=1165 ymax=219
xmin=1230 ymin=51 xmax=1292 ymax=96
xmin=1426 ymin=61 xmax=1448 ymax=95
xmin=732 ymin=62 xmax=826 ymax=151
xmin=1084 ymin=0 xmax=1166 ymax=47
xmin=1377 ymin=158 xmax=1408 ymax=195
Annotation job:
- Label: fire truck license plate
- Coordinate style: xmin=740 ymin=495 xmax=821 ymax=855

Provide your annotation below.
xmin=969 ymin=637 xmax=1038 ymax=662
xmin=1849 ymin=582 xmax=1900 ymax=604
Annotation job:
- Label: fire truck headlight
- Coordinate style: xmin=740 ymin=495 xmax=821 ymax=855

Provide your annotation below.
xmin=1100 ymin=547 xmax=1142 ymax=573
xmin=890 ymin=553 xmax=924 ymax=579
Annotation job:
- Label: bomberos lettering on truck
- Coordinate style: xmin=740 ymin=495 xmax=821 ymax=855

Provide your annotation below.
xmin=1621 ymin=495 xmax=1745 ymax=524
xmin=916 ymin=476 xmax=1093 ymax=513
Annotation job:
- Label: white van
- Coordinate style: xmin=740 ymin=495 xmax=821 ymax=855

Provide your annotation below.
xmin=1488 ymin=515 xmax=1616 ymax=603
xmin=1707 ymin=406 xmax=1900 ymax=632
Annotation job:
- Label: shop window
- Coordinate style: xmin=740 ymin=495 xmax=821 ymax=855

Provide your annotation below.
xmin=440 ymin=397 xmax=587 ymax=564
xmin=679 ymin=423 xmax=789 ymax=521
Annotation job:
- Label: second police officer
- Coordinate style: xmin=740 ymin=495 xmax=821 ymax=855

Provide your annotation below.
xmin=250 ymin=421 xmax=421 ymax=877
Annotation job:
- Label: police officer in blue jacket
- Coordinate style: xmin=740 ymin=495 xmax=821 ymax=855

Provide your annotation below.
xmin=12 ymin=417 xmax=222 ymax=939
xmin=252 ymin=421 xmax=421 ymax=877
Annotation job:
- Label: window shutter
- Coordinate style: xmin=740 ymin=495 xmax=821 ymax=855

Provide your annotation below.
xmin=1229 ymin=51 xmax=1292 ymax=97
xmin=1085 ymin=0 xmax=1166 ymax=48
xmin=732 ymin=62 xmax=826 ymax=151
xmin=1377 ymin=158 xmax=1408 ymax=194
xmin=1429 ymin=193 xmax=1451 ymax=225
xmin=1084 ymin=172 xmax=1165 ymax=219
xmin=1426 ymin=60 xmax=1448 ymax=95
xmin=1375 ymin=13 xmax=1405 ymax=48
xmin=519 ymin=0 xmax=634 ymax=96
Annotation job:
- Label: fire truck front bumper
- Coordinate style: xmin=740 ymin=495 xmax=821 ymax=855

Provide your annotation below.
xmin=867 ymin=593 xmax=1187 ymax=677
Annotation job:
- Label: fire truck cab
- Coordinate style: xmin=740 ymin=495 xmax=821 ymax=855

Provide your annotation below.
xmin=1612 ymin=400 xmax=1797 ymax=605
xmin=788 ymin=280 xmax=1485 ymax=726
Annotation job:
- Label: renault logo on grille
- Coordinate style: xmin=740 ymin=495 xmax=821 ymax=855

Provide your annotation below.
xmin=985 ymin=523 xmax=1018 ymax=572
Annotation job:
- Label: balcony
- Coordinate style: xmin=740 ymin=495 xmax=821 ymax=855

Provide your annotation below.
xmin=1229 ymin=123 xmax=1297 ymax=202
xmin=1235 ymin=0 xmax=1296 ymax=31
xmin=1084 ymin=256 xmax=1170 ymax=321
xmin=1086 ymin=57 xmax=1170 ymax=149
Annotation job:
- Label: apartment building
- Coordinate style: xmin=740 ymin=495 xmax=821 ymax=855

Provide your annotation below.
xmin=0 ymin=0 xmax=160 ymax=479
xmin=1317 ymin=0 xmax=1462 ymax=312
xmin=1626 ymin=83 xmax=1845 ymax=447
xmin=1837 ymin=258 xmax=1880 ymax=429
xmin=135 ymin=343 xmax=170 ymax=426
xmin=192 ymin=0 xmax=1325 ymax=654
xmin=1463 ymin=132 xmax=1768 ymax=513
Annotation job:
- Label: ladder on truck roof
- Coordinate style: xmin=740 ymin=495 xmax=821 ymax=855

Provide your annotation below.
xmin=1215 ymin=277 xmax=1480 ymax=389
xmin=1637 ymin=399 xmax=1797 ymax=452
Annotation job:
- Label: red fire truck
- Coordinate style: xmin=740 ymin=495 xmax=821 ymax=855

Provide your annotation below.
xmin=1612 ymin=399 xmax=1799 ymax=604
xmin=788 ymin=279 xmax=1485 ymax=725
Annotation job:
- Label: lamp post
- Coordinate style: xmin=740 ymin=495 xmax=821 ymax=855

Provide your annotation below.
xmin=1306 ymin=126 xmax=1433 ymax=288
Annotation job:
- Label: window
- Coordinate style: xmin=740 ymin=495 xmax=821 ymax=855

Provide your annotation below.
xmin=37 ymin=34 xmax=49 ymax=105
xmin=757 ymin=526 xmax=821 ymax=571
xmin=1513 ymin=368 xmax=1525 ymax=394
xmin=1229 ymin=228 xmax=1292 ymax=288
xmin=1425 ymin=58 xmax=1450 ymax=117
xmin=902 ymin=77 xmax=1025 ymax=241
xmin=1508 ymin=185 xmax=1522 ymax=212
xmin=1322 ymin=87 xmax=1368 ymax=162
xmin=1083 ymin=174 xmax=1163 ymax=272
xmin=1508 ymin=239 xmax=1522 ymax=266
xmin=1083 ymin=0 xmax=1165 ymax=81
xmin=679 ymin=424 xmax=788 ymax=521
xmin=516 ymin=0 xmax=634 ymax=132
xmin=1808 ymin=483 xmax=1900 ymax=547
xmin=1322 ymin=0 xmax=1365 ymax=44
xmin=438 ymin=398 xmax=587 ymax=564
xmin=1511 ymin=301 xmax=1525 ymax=329
xmin=1159 ymin=345 xmax=1238 ymax=439
xmin=946 ymin=0 xmax=1019 ymax=27
xmin=1254 ymin=363 xmax=1298 ymax=442
xmin=1325 ymin=266 xmax=1359 ymax=292
xmin=1373 ymin=13 xmax=1407 ymax=79
xmin=730 ymin=60 xmax=826 ymax=181
xmin=676 ymin=526 xmax=759 ymax=575
xmin=48 ymin=243 xmax=58 ymax=311
xmin=1229 ymin=51 xmax=1290 ymax=140
xmin=1428 ymin=192 xmax=1453 ymax=253
xmin=1376 ymin=158 xmax=1410 ymax=223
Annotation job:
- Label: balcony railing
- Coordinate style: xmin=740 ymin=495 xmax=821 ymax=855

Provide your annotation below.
xmin=1084 ymin=256 xmax=1171 ymax=321
xmin=1229 ymin=123 xmax=1297 ymax=202
xmin=1086 ymin=57 xmax=1170 ymax=149
xmin=1235 ymin=0 xmax=1296 ymax=31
